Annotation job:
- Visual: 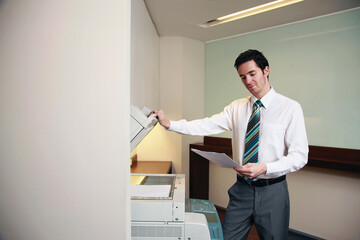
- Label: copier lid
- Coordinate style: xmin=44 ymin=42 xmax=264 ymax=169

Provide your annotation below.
xmin=130 ymin=105 xmax=158 ymax=152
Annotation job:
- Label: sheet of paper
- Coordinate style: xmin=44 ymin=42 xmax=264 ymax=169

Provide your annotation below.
xmin=130 ymin=185 xmax=172 ymax=198
xmin=191 ymin=148 xmax=241 ymax=168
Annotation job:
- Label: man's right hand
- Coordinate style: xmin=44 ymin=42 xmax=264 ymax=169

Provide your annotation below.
xmin=152 ymin=109 xmax=170 ymax=129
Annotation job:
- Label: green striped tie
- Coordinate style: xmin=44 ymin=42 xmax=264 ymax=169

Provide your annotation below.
xmin=243 ymin=100 xmax=263 ymax=184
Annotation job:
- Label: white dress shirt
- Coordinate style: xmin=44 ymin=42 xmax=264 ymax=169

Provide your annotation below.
xmin=169 ymin=88 xmax=308 ymax=179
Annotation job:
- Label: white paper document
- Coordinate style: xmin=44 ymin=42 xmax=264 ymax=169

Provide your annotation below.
xmin=131 ymin=185 xmax=172 ymax=198
xmin=191 ymin=148 xmax=241 ymax=168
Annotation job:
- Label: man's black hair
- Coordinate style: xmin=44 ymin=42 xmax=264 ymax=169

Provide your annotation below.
xmin=234 ymin=49 xmax=269 ymax=73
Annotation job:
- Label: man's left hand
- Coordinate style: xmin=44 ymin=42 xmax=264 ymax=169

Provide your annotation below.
xmin=233 ymin=163 xmax=267 ymax=179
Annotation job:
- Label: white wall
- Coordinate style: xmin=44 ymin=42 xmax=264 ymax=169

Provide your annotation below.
xmin=129 ymin=1 xmax=205 ymax=179
xmin=160 ymin=37 xmax=205 ymax=195
xmin=288 ymin=167 xmax=360 ymax=240
xmin=130 ymin=0 xmax=161 ymax=161
xmin=131 ymin=0 xmax=160 ymax=110
xmin=181 ymin=38 xmax=206 ymax=195
xmin=0 ymin=0 xmax=130 ymax=239
xmin=129 ymin=0 xmax=205 ymax=197
xmin=136 ymin=36 xmax=205 ymax=196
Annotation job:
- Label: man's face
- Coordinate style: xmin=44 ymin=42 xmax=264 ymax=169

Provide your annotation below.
xmin=237 ymin=60 xmax=270 ymax=99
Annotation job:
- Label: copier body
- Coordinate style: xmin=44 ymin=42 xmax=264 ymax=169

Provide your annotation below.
xmin=131 ymin=174 xmax=210 ymax=240
xmin=130 ymin=106 xmax=221 ymax=239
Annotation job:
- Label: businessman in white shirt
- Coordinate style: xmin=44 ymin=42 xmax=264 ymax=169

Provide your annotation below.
xmin=153 ymin=49 xmax=308 ymax=240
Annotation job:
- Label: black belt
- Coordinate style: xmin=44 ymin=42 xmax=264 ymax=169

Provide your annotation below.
xmin=237 ymin=175 xmax=286 ymax=187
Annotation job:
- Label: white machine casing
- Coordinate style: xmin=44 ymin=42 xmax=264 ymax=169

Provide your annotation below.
xmin=131 ymin=174 xmax=185 ymax=223
xmin=131 ymin=174 xmax=210 ymax=240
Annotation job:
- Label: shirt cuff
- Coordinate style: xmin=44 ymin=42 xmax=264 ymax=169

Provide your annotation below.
xmin=265 ymin=162 xmax=277 ymax=175
xmin=167 ymin=120 xmax=176 ymax=131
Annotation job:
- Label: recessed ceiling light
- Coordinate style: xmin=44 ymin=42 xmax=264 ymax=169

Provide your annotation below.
xmin=199 ymin=0 xmax=304 ymax=28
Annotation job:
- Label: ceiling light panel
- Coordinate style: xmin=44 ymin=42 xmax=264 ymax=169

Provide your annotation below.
xmin=199 ymin=0 xmax=304 ymax=28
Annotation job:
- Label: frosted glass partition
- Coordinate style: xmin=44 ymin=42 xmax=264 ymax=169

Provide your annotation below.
xmin=205 ymin=8 xmax=360 ymax=149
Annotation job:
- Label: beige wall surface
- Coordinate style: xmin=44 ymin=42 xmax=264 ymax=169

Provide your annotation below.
xmin=131 ymin=16 xmax=205 ymax=196
xmin=137 ymin=37 xmax=205 ymax=196
xmin=130 ymin=0 xmax=163 ymax=165
xmin=206 ymin=8 xmax=360 ymax=240
xmin=131 ymin=0 xmax=160 ymax=110
xmin=0 ymin=0 xmax=130 ymax=239
xmin=159 ymin=37 xmax=205 ymax=196
xmin=288 ymin=167 xmax=360 ymax=240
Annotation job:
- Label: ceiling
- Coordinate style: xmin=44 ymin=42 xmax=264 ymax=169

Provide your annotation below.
xmin=144 ymin=0 xmax=360 ymax=42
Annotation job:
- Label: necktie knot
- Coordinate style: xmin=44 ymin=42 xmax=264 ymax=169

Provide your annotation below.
xmin=254 ymin=100 xmax=263 ymax=110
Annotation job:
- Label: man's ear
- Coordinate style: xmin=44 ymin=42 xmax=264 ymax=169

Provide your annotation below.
xmin=263 ymin=66 xmax=269 ymax=78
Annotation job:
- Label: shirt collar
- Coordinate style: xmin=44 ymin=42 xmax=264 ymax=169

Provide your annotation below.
xmin=250 ymin=87 xmax=276 ymax=109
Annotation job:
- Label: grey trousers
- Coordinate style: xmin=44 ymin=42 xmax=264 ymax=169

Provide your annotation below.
xmin=222 ymin=177 xmax=290 ymax=240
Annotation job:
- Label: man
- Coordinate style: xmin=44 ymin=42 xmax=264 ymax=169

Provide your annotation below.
xmin=154 ymin=49 xmax=308 ymax=240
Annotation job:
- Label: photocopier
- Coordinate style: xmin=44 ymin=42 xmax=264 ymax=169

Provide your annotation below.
xmin=130 ymin=105 xmax=223 ymax=240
